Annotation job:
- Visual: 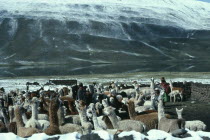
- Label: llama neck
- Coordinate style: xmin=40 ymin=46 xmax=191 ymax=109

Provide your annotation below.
xmin=158 ymin=99 xmax=165 ymax=121
xmin=177 ymin=113 xmax=182 ymax=119
xmin=49 ymin=102 xmax=59 ymax=126
xmin=150 ymin=94 xmax=155 ymax=109
xmin=22 ymin=112 xmax=28 ymax=124
xmin=31 ymin=102 xmax=38 ymax=120
xmin=169 ymin=80 xmax=173 ymax=90
xmin=115 ymin=86 xmax=119 ymax=93
xmin=14 ymin=107 xmax=25 ymax=127
xmin=107 ymin=111 xmax=119 ymax=129
xmin=176 ymin=110 xmax=183 ymax=119
xmin=2 ymin=112 xmax=9 ymax=126
xmin=9 ymin=107 xmax=15 ymax=123
xmin=150 ymin=79 xmax=155 ymax=89
xmin=92 ymin=108 xmax=102 ymax=130
xmin=57 ymin=106 xmax=65 ymax=126
xmin=135 ymin=94 xmax=139 ymax=101
xmin=127 ymin=101 xmax=137 ymax=119
xmin=79 ymin=107 xmax=88 ymax=127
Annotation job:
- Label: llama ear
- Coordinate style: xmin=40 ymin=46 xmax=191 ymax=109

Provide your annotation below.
xmin=180 ymin=108 xmax=183 ymax=111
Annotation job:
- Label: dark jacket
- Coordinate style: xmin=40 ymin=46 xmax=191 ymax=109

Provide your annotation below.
xmin=77 ymin=87 xmax=86 ymax=101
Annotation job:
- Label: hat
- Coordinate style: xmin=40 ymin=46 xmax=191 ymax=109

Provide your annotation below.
xmin=116 ymin=95 xmax=123 ymax=100
xmin=79 ymin=83 xmax=83 ymax=87
xmin=161 ymin=77 xmax=165 ymax=80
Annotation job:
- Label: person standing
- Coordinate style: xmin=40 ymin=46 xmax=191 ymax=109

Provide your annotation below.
xmin=77 ymin=83 xmax=86 ymax=102
xmin=160 ymin=77 xmax=171 ymax=105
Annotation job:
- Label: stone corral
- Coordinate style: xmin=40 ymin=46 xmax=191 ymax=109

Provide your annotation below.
xmin=172 ymin=82 xmax=210 ymax=102
xmin=190 ymin=83 xmax=210 ymax=102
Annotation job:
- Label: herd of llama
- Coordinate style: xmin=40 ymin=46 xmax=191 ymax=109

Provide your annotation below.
xmin=0 ymin=77 xmax=207 ymax=139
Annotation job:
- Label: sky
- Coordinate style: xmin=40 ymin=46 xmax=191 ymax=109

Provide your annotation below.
xmin=199 ymin=0 xmax=210 ymax=2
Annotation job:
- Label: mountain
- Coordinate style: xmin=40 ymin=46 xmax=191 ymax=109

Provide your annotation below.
xmin=0 ymin=0 xmax=210 ymax=76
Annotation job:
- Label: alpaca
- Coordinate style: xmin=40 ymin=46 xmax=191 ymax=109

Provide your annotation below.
xmin=138 ymin=78 xmax=155 ymax=97
xmin=57 ymin=105 xmax=83 ymax=134
xmin=65 ymin=115 xmax=81 ymax=125
xmin=102 ymin=116 xmax=114 ymax=129
xmin=127 ymin=99 xmax=159 ymax=130
xmin=0 ymin=121 xmax=8 ymax=133
xmin=0 ymin=108 xmax=8 ymax=133
xmin=60 ymin=96 xmax=78 ymax=115
xmin=120 ymin=84 xmax=138 ymax=98
xmin=38 ymin=120 xmax=50 ymax=131
xmin=176 ymin=108 xmax=206 ymax=131
xmin=87 ymin=104 xmax=121 ymax=130
xmin=89 ymin=103 xmax=104 ymax=130
xmin=9 ymin=106 xmax=16 ymax=123
xmin=25 ymin=97 xmax=41 ymax=129
xmin=95 ymin=102 xmax=103 ymax=115
xmin=103 ymin=106 xmax=146 ymax=132
xmin=14 ymin=105 xmax=40 ymax=137
xmin=38 ymin=114 xmax=49 ymax=121
xmin=158 ymin=98 xmax=185 ymax=133
xmin=169 ymin=80 xmax=184 ymax=102
xmin=75 ymin=101 xmax=93 ymax=134
xmin=43 ymin=96 xmax=61 ymax=135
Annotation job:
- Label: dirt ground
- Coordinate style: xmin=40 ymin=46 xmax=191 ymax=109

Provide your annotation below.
xmin=164 ymin=100 xmax=210 ymax=132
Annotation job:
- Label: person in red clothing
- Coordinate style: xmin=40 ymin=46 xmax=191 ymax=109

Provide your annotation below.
xmin=160 ymin=77 xmax=171 ymax=105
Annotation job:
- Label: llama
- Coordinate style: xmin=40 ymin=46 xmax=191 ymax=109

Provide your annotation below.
xmin=9 ymin=106 xmax=16 ymax=123
xmin=43 ymin=96 xmax=61 ymax=135
xmin=176 ymin=108 xmax=206 ymax=131
xmin=127 ymin=99 xmax=159 ymax=130
xmin=0 ymin=108 xmax=17 ymax=134
xmin=158 ymin=98 xmax=185 ymax=133
xmin=89 ymin=103 xmax=104 ymax=130
xmin=25 ymin=97 xmax=41 ymax=129
xmin=75 ymin=100 xmax=93 ymax=134
xmin=21 ymin=98 xmax=50 ymax=131
xmin=38 ymin=114 xmax=49 ymax=121
xmin=169 ymin=80 xmax=184 ymax=102
xmin=120 ymin=84 xmax=139 ymax=98
xmin=0 ymin=120 xmax=8 ymax=132
xmin=14 ymin=105 xmax=40 ymax=137
xmin=138 ymin=77 xmax=155 ymax=97
xmin=60 ymin=96 xmax=78 ymax=115
xmin=0 ymin=108 xmax=9 ymax=133
xmin=95 ymin=102 xmax=103 ymax=115
xmin=103 ymin=106 xmax=146 ymax=132
xmin=57 ymin=105 xmax=83 ymax=134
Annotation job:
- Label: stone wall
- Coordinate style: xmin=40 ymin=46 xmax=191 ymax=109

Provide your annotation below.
xmin=171 ymin=82 xmax=210 ymax=102
xmin=191 ymin=83 xmax=210 ymax=102
xmin=172 ymin=82 xmax=192 ymax=100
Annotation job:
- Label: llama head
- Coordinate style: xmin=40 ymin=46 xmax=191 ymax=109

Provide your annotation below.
xmin=109 ymin=97 xmax=115 ymax=104
xmin=31 ymin=97 xmax=39 ymax=103
xmin=9 ymin=105 xmax=14 ymax=112
xmin=103 ymin=106 xmax=116 ymax=116
xmin=176 ymin=108 xmax=183 ymax=119
xmin=86 ymin=108 xmax=93 ymax=119
xmin=95 ymin=102 xmax=103 ymax=109
xmin=134 ymin=84 xmax=140 ymax=91
xmin=102 ymin=99 xmax=109 ymax=108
